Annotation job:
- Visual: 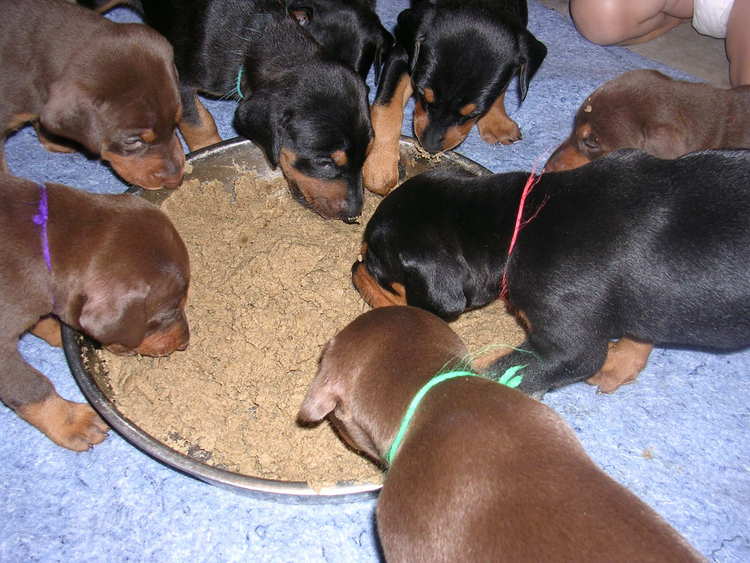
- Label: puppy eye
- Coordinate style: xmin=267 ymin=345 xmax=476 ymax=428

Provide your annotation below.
xmin=122 ymin=136 xmax=145 ymax=150
xmin=582 ymin=135 xmax=600 ymax=150
xmin=315 ymin=158 xmax=336 ymax=169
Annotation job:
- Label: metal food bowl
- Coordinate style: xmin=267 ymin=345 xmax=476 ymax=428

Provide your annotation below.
xmin=62 ymin=136 xmax=490 ymax=503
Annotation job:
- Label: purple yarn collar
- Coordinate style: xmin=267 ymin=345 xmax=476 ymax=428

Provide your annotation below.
xmin=32 ymin=184 xmax=52 ymax=272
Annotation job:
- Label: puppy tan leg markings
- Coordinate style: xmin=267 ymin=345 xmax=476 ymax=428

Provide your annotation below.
xmin=29 ymin=315 xmax=62 ymax=348
xmin=179 ymin=95 xmax=221 ymax=151
xmin=352 ymin=261 xmax=406 ymax=308
xmin=363 ymin=74 xmax=413 ymax=195
xmin=477 ymin=92 xmax=521 ymax=145
xmin=587 ymin=338 xmax=654 ymax=393
xmin=17 ymin=395 xmax=109 ymax=451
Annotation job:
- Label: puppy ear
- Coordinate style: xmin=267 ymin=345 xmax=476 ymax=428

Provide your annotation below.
xmin=297 ymin=342 xmax=339 ymax=423
xmin=642 ymin=123 xmax=689 ymax=158
xmin=233 ymin=93 xmax=285 ymax=168
xmin=77 ymin=280 xmax=148 ymax=349
xmin=372 ymin=28 xmax=394 ymax=84
xmin=39 ymin=79 xmax=101 ymax=153
xmin=517 ymin=30 xmax=547 ymax=101
xmin=396 ymin=5 xmax=432 ymax=73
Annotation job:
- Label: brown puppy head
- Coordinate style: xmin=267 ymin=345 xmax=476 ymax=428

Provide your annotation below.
xmin=404 ymin=6 xmax=546 ymax=153
xmin=233 ymin=61 xmax=372 ymax=223
xmin=39 ymin=23 xmax=184 ymax=189
xmin=61 ymin=197 xmax=190 ymax=357
xmin=545 ymin=70 xmax=692 ymax=171
xmin=297 ymin=306 xmax=468 ymax=463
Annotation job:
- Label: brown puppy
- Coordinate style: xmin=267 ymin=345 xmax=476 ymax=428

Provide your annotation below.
xmin=299 ymin=306 xmax=704 ymax=562
xmin=546 ymin=69 xmax=750 ymax=171
xmin=0 ymin=0 xmax=184 ymax=189
xmin=1 ymin=172 xmax=190 ymax=450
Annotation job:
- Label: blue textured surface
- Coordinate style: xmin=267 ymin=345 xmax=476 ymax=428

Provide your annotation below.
xmin=2 ymin=2 xmax=749 ymax=561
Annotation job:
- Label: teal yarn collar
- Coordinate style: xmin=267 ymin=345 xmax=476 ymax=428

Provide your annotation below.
xmin=233 ymin=67 xmax=246 ymax=100
xmin=384 ymin=365 xmax=525 ymax=466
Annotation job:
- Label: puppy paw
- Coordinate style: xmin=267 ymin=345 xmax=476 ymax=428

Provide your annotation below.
xmin=478 ymin=117 xmax=522 ymax=145
xmin=18 ymin=395 xmax=109 ymax=451
xmin=363 ymin=142 xmax=400 ymax=195
xmin=586 ymin=369 xmax=632 ymax=394
xmin=586 ymin=338 xmax=654 ymax=393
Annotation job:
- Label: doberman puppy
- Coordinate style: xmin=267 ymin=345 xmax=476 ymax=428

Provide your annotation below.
xmin=83 ymin=0 xmax=373 ymax=222
xmin=0 ymin=0 xmax=184 ymax=189
xmin=299 ymin=306 xmax=704 ymax=562
xmin=546 ymin=69 xmax=750 ymax=171
xmin=362 ymin=0 xmax=547 ymax=195
xmin=353 ymin=149 xmax=750 ymax=396
xmin=1 ymin=172 xmax=190 ymax=450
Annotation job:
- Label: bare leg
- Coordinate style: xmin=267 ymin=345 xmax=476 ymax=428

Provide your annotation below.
xmin=570 ymin=0 xmax=693 ymax=45
xmin=726 ymin=0 xmax=750 ymax=86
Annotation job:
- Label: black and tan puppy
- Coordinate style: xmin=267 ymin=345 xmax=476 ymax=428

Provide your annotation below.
xmin=82 ymin=0 xmax=373 ymax=221
xmin=545 ymin=69 xmax=750 ymax=171
xmin=363 ymin=0 xmax=547 ymax=195
xmin=299 ymin=306 xmax=703 ymax=562
xmin=1 ymin=172 xmax=190 ymax=450
xmin=353 ymin=149 xmax=750 ymax=396
xmin=0 ymin=0 xmax=184 ymax=189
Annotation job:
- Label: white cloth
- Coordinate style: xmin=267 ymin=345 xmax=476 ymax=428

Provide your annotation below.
xmin=692 ymin=0 xmax=735 ymax=38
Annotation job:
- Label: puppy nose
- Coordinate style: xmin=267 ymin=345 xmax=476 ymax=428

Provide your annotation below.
xmin=419 ymin=129 xmax=444 ymax=154
xmin=160 ymin=172 xmax=184 ymax=189
xmin=159 ymin=161 xmax=185 ymax=189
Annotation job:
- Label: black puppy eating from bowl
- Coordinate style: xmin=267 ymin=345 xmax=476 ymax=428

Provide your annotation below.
xmin=354 ymin=149 xmax=750 ymax=396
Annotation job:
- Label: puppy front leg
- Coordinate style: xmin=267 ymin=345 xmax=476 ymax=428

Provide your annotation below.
xmin=483 ymin=331 xmax=609 ymax=398
xmin=363 ymin=46 xmax=412 ymax=196
xmin=1 ymin=347 xmax=108 ymax=451
xmin=477 ymin=92 xmax=522 ymax=145
xmin=178 ymin=89 xmax=221 ymax=152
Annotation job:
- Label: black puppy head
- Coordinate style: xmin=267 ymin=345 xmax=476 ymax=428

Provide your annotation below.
xmin=234 ymin=63 xmax=372 ymax=222
xmin=287 ymin=0 xmax=393 ymax=80
xmin=407 ymin=11 xmax=546 ymax=153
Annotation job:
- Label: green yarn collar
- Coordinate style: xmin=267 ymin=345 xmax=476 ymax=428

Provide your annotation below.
xmin=384 ymin=365 xmax=525 ymax=466
xmin=233 ymin=67 xmax=246 ymax=100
